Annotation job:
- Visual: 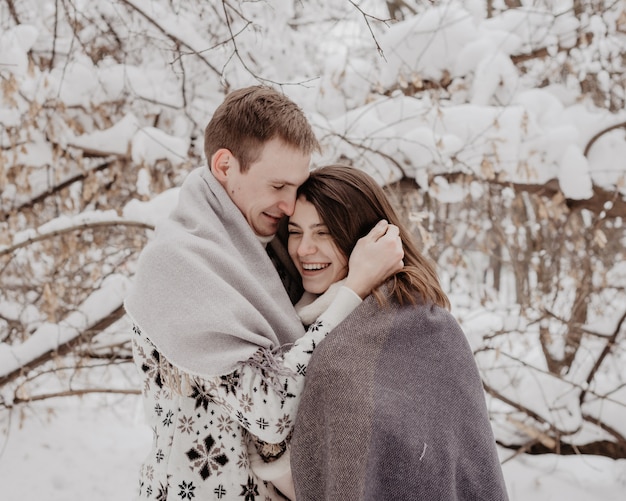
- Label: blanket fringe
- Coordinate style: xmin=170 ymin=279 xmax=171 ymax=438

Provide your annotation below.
xmin=156 ymin=352 xmax=193 ymax=396
xmin=243 ymin=346 xmax=298 ymax=395
xmin=154 ymin=344 xmax=295 ymax=398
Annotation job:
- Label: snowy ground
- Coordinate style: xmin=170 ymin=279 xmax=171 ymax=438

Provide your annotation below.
xmin=1 ymin=392 xmax=625 ymax=501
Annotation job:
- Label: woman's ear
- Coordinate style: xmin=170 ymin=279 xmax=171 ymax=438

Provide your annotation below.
xmin=210 ymin=148 xmax=234 ymax=182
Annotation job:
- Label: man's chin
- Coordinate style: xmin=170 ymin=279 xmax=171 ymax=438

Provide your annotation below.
xmin=253 ymin=226 xmax=277 ymax=241
xmin=255 ymin=218 xmax=281 ymax=238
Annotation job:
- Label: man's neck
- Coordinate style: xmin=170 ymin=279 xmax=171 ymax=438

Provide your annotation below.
xmin=256 ymin=233 xmax=274 ymax=246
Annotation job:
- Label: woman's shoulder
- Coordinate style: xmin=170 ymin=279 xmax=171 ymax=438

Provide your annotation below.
xmin=382 ymin=299 xmax=470 ymax=350
xmin=390 ymin=295 xmax=459 ymax=325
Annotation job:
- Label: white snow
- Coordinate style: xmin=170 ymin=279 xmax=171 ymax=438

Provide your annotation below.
xmin=2 ymin=1 xmax=626 ymax=499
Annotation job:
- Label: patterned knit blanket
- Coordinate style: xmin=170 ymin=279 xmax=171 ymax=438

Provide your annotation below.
xmin=124 ymin=166 xmax=305 ymax=378
xmin=290 ymin=295 xmax=509 ymax=500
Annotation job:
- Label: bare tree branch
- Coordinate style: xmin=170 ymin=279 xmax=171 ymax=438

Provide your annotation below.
xmin=437 ymin=173 xmax=626 ymax=219
xmin=0 ymin=220 xmax=154 ymax=257
xmin=483 ymin=380 xmax=571 ymax=436
xmin=11 ymin=387 xmax=139 ymax=406
xmin=584 ymin=121 xmax=626 ymax=157
xmin=580 ymin=308 xmax=626 ymax=405
xmin=4 ymin=0 xmax=21 ymax=24
xmin=2 ymin=157 xmax=120 ymax=222
xmin=0 ymin=304 xmax=126 ymax=387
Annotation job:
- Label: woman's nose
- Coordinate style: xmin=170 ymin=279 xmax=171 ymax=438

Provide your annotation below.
xmin=297 ymin=236 xmax=316 ymax=256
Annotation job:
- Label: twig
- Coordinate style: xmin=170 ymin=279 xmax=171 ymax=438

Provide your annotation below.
xmin=581 ymin=412 xmax=626 ymax=448
xmin=348 ymin=0 xmax=390 ymax=60
xmin=584 ymin=121 xmax=626 ymax=156
xmin=580 ymin=308 xmax=626 ymax=405
xmin=219 ymin=0 xmax=278 ymax=87
xmin=477 ymin=347 xmax=625 ymax=407
xmin=500 ymin=439 xmax=540 ymax=464
xmin=483 ymin=380 xmax=574 ymax=438
xmin=51 ymin=0 xmax=59 ymax=69
xmin=117 ymin=0 xmax=222 ymax=77
xmin=12 ymin=387 xmax=140 ymax=405
xmin=4 ymin=0 xmax=20 ymax=24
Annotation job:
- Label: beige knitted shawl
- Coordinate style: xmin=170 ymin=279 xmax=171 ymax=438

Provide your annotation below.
xmin=124 ymin=167 xmax=305 ymax=378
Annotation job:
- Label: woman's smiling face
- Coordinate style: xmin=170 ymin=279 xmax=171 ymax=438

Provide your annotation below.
xmin=288 ymin=196 xmax=349 ymax=295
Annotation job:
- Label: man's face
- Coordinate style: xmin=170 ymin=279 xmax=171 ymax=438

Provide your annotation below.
xmin=221 ymin=138 xmax=311 ymax=237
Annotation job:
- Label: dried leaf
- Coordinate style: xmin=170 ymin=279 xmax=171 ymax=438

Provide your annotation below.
xmin=42 ymin=282 xmax=58 ymax=321
xmin=481 ymin=157 xmax=496 ymax=180
xmin=593 ymin=229 xmax=607 ymax=249
xmin=507 ymin=416 xmax=557 ymax=449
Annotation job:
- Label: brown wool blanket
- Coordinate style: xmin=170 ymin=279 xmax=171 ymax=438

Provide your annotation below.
xmin=290 ymin=294 xmax=509 ymax=501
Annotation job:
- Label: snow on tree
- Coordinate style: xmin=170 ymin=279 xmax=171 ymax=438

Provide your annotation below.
xmin=1 ymin=0 xmax=625 ymax=460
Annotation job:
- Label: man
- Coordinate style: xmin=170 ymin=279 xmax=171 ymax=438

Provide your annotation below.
xmin=125 ymin=86 xmax=403 ymax=500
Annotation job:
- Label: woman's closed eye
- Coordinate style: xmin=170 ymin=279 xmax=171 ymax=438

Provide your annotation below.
xmin=287 ymin=225 xmax=302 ymax=237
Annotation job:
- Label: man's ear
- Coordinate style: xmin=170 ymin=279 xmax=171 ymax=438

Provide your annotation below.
xmin=210 ymin=148 xmax=234 ymax=182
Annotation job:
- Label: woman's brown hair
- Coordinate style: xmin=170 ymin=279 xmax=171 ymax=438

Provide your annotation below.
xmin=295 ymin=165 xmax=450 ymax=309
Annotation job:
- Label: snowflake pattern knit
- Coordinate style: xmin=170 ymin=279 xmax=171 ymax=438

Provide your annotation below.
xmin=132 ymin=318 xmax=328 ymax=501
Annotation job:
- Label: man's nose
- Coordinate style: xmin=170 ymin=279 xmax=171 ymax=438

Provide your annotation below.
xmin=278 ymin=196 xmax=296 ymax=217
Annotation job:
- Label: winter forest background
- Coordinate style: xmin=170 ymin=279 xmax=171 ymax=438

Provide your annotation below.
xmin=1 ymin=0 xmax=625 ymax=499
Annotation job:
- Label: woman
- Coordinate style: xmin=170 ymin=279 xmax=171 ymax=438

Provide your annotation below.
xmin=283 ymin=165 xmax=509 ymax=500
